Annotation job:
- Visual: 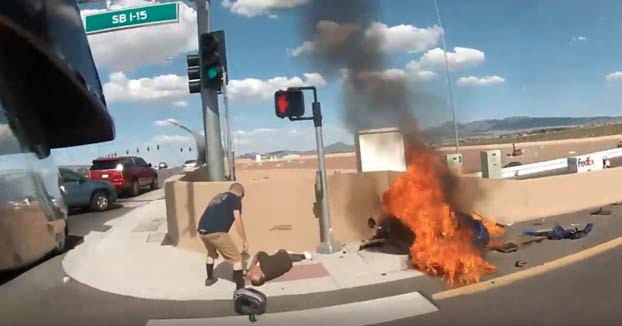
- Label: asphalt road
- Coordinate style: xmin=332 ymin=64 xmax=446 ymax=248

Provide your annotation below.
xmin=1 ymin=180 xmax=622 ymax=325
xmin=381 ymin=247 xmax=622 ymax=326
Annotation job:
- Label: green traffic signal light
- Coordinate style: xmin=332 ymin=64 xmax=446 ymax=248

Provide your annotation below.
xmin=207 ymin=67 xmax=218 ymax=79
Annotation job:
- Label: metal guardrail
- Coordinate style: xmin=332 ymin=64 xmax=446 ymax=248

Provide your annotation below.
xmin=468 ymin=147 xmax=622 ymax=179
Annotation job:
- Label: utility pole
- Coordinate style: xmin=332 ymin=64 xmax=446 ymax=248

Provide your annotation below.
xmin=222 ymin=70 xmax=235 ymax=180
xmin=196 ymin=0 xmax=225 ymax=181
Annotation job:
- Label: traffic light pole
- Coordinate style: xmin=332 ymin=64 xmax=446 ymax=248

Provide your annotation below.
xmin=290 ymin=87 xmax=341 ymax=254
xmin=196 ymin=0 xmax=225 ymax=181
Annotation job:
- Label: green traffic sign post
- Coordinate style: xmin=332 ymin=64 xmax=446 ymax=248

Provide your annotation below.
xmin=84 ymin=2 xmax=179 ymax=35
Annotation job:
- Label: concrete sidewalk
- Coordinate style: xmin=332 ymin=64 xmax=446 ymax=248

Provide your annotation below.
xmin=62 ymin=197 xmax=423 ymax=301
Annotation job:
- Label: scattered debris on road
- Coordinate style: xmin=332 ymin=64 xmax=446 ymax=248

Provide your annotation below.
xmin=515 ymin=261 xmax=528 ymax=268
xmin=591 ymin=207 xmax=612 ymax=216
xmin=523 ymin=223 xmax=593 ymax=240
xmin=495 ymin=242 xmax=519 ymax=253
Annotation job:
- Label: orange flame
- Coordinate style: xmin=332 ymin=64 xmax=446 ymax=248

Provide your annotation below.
xmin=382 ymin=146 xmax=503 ymax=287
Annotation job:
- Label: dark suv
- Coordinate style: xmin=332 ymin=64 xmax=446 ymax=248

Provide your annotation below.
xmin=89 ymin=157 xmax=158 ymax=197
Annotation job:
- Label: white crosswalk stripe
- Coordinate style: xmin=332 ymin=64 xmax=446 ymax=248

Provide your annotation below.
xmin=147 ymin=292 xmax=438 ymax=326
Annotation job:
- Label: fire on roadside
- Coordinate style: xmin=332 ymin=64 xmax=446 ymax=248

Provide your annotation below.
xmin=382 ymin=144 xmax=504 ymax=287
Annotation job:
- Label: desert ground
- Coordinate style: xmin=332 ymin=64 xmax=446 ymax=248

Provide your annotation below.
xmin=236 ymin=134 xmax=622 ymax=174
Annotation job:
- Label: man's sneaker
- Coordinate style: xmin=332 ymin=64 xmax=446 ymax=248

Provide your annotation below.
xmin=303 ymin=251 xmax=312 ymax=260
xmin=205 ymin=278 xmax=218 ymax=286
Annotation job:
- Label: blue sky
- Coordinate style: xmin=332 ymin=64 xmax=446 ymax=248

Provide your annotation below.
xmin=53 ymin=0 xmax=622 ymax=166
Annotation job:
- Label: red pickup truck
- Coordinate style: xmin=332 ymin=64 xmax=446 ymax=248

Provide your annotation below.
xmin=89 ymin=156 xmax=158 ymax=197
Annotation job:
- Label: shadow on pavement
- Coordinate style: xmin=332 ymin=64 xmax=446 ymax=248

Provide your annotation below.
xmin=68 ymin=203 xmax=124 ymax=216
xmin=213 ymin=262 xmax=235 ymax=282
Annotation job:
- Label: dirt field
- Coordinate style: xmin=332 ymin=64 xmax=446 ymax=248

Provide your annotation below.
xmin=458 ymin=123 xmax=622 ymax=146
xmin=236 ymin=134 xmax=622 ymax=174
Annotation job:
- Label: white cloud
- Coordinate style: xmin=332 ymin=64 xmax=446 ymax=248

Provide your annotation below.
xmin=153 ymin=120 xmax=171 ymax=127
xmin=364 ymin=22 xmax=443 ymax=53
xmin=289 ymin=21 xmax=442 ymax=57
xmin=605 ymin=71 xmax=622 ymax=82
xmin=457 ymin=75 xmax=505 ymax=87
xmin=233 ymin=125 xmax=352 ymax=153
xmin=152 ymin=134 xmax=193 ymax=145
xmin=228 ymin=73 xmax=326 ymax=102
xmin=570 ymin=35 xmax=588 ymax=45
xmin=268 ymin=14 xmax=279 ymax=19
xmin=419 ymin=47 xmax=486 ymax=71
xmin=81 ymin=0 xmax=197 ymax=70
xmin=404 ymin=61 xmax=438 ymax=81
xmin=222 ymin=0 xmax=309 ymax=17
xmin=355 ymin=66 xmax=437 ymax=83
xmin=104 ymin=71 xmax=327 ymax=105
xmin=103 ymin=72 xmax=188 ymax=105
xmin=287 ymin=41 xmax=315 ymax=57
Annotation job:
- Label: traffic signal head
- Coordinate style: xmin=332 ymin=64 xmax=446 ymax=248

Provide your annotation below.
xmin=274 ymin=89 xmax=305 ymax=119
xmin=199 ymin=31 xmax=227 ymax=91
xmin=186 ymin=54 xmax=201 ymax=94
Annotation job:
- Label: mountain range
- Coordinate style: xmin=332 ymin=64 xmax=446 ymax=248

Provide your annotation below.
xmin=423 ymin=116 xmax=622 ymax=141
xmin=240 ymin=116 xmax=622 ymax=157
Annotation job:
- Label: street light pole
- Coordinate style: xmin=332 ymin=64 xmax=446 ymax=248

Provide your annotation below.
xmin=196 ymin=0 xmax=225 ymax=181
xmin=434 ymin=0 xmax=460 ymax=153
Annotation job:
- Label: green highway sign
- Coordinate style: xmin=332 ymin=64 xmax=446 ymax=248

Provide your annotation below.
xmin=84 ymin=2 xmax=179 ymax=35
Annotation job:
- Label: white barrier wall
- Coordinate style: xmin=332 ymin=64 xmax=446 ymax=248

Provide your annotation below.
xmin=468 ymin=147 xmax=622 ymax=179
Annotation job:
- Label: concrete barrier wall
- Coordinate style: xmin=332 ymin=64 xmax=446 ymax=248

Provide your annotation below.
xmin=165 ymin=167 xmax=622 ymax=255
xmin=165 ymin=169 xmax=322 ymax=256
xmin=468 ymin=167 xmax=622 ymax=224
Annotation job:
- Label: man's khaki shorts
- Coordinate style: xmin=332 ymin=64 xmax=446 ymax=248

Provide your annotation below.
xmin=199 ymin=232 xmax=242 ymax=263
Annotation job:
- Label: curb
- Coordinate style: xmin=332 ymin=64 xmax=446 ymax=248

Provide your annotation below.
xmin=432 ymin=237 xmax=622 ymax=301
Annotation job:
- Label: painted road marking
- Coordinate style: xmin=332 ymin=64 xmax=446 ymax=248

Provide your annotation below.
xmin=147 ymin=292 xmax=438 ymax=326
xmin=433 ymin=236 xmax=622 ymax=301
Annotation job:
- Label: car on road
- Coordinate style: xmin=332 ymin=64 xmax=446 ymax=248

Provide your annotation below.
xmin=59 ymin=168 xmax=117 ymax=212
xmin=158 ymin=162 xmax=168 ymax=169
xmin=89 ymin=157 xmax=158 ymax=197
xmin=183 ymin=159 xmax=198 ymax=171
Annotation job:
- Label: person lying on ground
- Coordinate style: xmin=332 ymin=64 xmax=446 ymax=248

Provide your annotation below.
xmin=246 ymin=249 xmax=312 ymax=286
xmin=359 ymin=217 xmax=414 ymax=255
xmin=197 ymin=183 xmax=248 ymax=290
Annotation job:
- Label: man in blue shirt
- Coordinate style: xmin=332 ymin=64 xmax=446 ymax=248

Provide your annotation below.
xmin=197 ymin=183 xmax=248 ymax=289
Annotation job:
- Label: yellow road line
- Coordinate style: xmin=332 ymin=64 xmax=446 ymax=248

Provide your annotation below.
xmin=432 ymin=237 xmax=622 ymax=301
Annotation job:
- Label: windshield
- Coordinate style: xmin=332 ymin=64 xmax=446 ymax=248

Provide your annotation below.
xmin=90 ymin=160 xmax=122 ymax=170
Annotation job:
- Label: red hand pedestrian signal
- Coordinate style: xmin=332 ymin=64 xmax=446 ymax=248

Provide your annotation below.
xmin=274 ymin=89 xmax=305 ymax=119
xmin=277 ymin=94 xmax=288 ymax=115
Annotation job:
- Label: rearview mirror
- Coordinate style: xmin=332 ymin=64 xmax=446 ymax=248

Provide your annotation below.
xmin=147 ymin=163 xmax=152 ymax=168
